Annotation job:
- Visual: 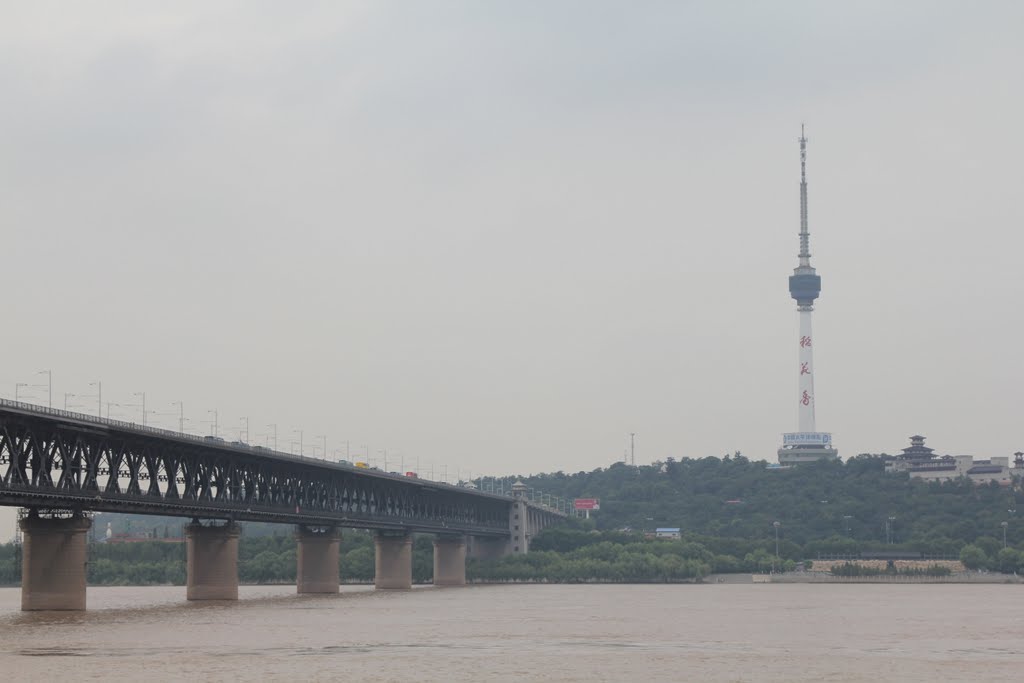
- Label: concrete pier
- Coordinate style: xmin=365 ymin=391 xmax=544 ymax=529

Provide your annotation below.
xmin=433 ymin=535 xmax=467 ymax=586
xmin=374 ymin=531 xmax=413 ymax=589
xmin=186 ymin=521 xmax=240 ymax=600
xmin=296 ymin=525 xmax=341 ymax=594
xmin=19 ymin=513 xmax=92 ymax=611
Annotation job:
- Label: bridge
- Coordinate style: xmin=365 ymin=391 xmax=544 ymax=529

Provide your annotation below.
xmin=0 ymin=399 xmax=566 ymax=610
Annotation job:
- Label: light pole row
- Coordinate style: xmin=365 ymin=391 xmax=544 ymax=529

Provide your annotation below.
xmin=6 ymin=377 xmax=482 ymax=488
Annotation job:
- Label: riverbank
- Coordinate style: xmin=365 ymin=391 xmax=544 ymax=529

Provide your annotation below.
xmin=766 ymin=571 xmax=1022 ymax=584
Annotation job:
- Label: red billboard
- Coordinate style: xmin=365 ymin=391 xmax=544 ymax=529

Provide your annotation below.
xmin=574 ymin=498 xmax=600 ymax=511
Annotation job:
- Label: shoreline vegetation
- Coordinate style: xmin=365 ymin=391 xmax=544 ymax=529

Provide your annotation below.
xmin=0 ymin=526 xmax=1020 ymax=587
xmin=1 ymin=454 xmax=1021 ymax=586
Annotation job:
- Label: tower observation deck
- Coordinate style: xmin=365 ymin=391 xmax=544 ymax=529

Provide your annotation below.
xmin=778 ymin=127 xmax=839 ymax=465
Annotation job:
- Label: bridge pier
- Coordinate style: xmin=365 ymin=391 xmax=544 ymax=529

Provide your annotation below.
xmin=374 ymin=531 xmax=412 ymax=589
xmin=186 ymin=521 xmax=240 ymax=600
xmin=295 ymin=525 xmax=340 ymax=594
xmin=433 ymin=535 xmax=467 ymax=586
xmin=19 ymin=512 xmax=92 ymax=611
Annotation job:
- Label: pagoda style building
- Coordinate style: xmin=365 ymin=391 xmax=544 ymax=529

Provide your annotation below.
xmin=885 ymin=435 xmax=1020 ymax=485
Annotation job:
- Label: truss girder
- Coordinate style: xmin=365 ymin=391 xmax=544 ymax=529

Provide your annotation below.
xmin=0 ymin=412 xmax=511 ymax=535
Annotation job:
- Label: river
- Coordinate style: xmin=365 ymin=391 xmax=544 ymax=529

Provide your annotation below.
xmin=0 ymin=583 xmax=1019 ymax=681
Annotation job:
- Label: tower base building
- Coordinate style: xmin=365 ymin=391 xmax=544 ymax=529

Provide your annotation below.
xmin=777 ymin=433 xmax=839 ymax=465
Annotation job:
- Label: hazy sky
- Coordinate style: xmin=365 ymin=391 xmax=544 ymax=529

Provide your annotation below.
xmin=2 ymin=1 xmax=1022 ymax=510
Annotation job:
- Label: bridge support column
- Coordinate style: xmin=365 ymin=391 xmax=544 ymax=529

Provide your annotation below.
xmin=19 ymin=512 xmax=92 ymax=611
xmin=433 ymin=535 xmax=467 ymax=586
xmin=295 ymin=525 xmax=340 ymax=594
xmin=186 ymin=521 xmax=240 ymax=600
xmin=374 ymin=531 xmax=412 ymax=589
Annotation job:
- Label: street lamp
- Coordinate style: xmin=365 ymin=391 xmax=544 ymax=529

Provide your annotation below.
xmin=267 ymin=424 xmax=278 ymax=451
xmin=887 ymin=516 xmax=897 ymax=545
xmin=240 ymin=417 xmax=249 ymax=444
xmin=37 ymin=370 xmax=52 ymax=408
xmin=293 ymin=429 xmax=303 ymax=456
xmin=315 ymin=435 xmax=327 ymax=460
xmin=64 ymin=393 xmax=76 ymax=410
xmin=14 ymin=382 xmax=28 ymax=402
xmin=171 ymin=402 xmax=185 ymax=434
xmin=132 ymin=392 xmax=146 ymax=426
xmin=773 ymin=521 xmax=781 ymax=568
xmin=106 ymin=402 xmax=120 ymax=418
xmin=1001 ymin=521 xmax=1009 ymax=549
xmin=89 ymin=381 xmax=102 ymax=418
xmin=207 ymin=410 xmax=219 ymax=438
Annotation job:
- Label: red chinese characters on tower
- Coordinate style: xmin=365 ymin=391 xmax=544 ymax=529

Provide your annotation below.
xmin=800 ymin=362 xmax=811 ymax=375
xmin=800 ymin=336 xmax=812 ymax=348
xmin=801 ymin=391 xmax=811 ymax=406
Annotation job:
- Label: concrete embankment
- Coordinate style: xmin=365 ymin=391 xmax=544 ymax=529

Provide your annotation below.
xmin=770 ymin=572 xmax=1022 ymax=584
xmin=702 ymin=572 xmax=1022 ymax=584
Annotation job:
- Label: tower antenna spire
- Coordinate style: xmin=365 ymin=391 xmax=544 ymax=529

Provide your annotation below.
xmin=798 ymin=125 xmax=810 ymax=265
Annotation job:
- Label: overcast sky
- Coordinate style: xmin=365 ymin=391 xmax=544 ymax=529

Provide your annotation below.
xmin=2 ymin=1 xmax=1022 ymax=525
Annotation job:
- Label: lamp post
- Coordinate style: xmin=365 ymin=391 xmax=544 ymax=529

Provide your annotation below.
xmin=64 ymin=393 xmax=76 ymax=410
xmin=267 ymin=424 xmax=278 ymax=451
xmin=1001 ymin=521 xmax=1009 ymax=549
xmin=207 ymin=410 xmax=218 ymax=438
xmin=315 ymin=435 xmax=327 ymax=460
xmin=132 ymin=392 xmax=146 ymax=426
xmin=14 ymin=382 xmax=28 ymax=401
xmin=240 ymin=417 xmax=249 ymax=444
xmin=886 ymin=516 xmax=896 ymax=545
xmin=89 ymin=381 xmax=102 ymax=418
xmin=170 ymin=402 xmax=184 ymax=434
xmin=293 ymin=429 xmax=303 ymax=456
xmin=37 ymin=370 xmax=51 ymax=408
xmin=773 ymin=521 xmax=781 ymax=570
xmin=106 ymin=402 xmax=119 ymax=418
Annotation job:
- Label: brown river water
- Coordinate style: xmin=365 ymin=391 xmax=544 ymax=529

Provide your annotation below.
xmin=0 ymin=583 xmax=1019 ymax=682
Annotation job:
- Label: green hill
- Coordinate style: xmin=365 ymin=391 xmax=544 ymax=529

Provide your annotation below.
xmin=509 ymin=454 xmax=1022 ymax=554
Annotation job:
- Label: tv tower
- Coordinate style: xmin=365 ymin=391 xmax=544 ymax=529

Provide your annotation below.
xmin=777 ymin=127 xmax=839 ymax=465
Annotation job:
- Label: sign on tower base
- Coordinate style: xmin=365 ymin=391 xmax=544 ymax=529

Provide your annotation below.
xmin=778 ymin=433 xmax=840 ymax=465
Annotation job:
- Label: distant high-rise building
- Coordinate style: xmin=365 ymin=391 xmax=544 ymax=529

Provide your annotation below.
xmin=778 ymin=128 xmax=839 ymax=465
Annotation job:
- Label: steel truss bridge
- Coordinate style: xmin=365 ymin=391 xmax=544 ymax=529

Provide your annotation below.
xmin=0 ymin=400 xmax=558 ymax=535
